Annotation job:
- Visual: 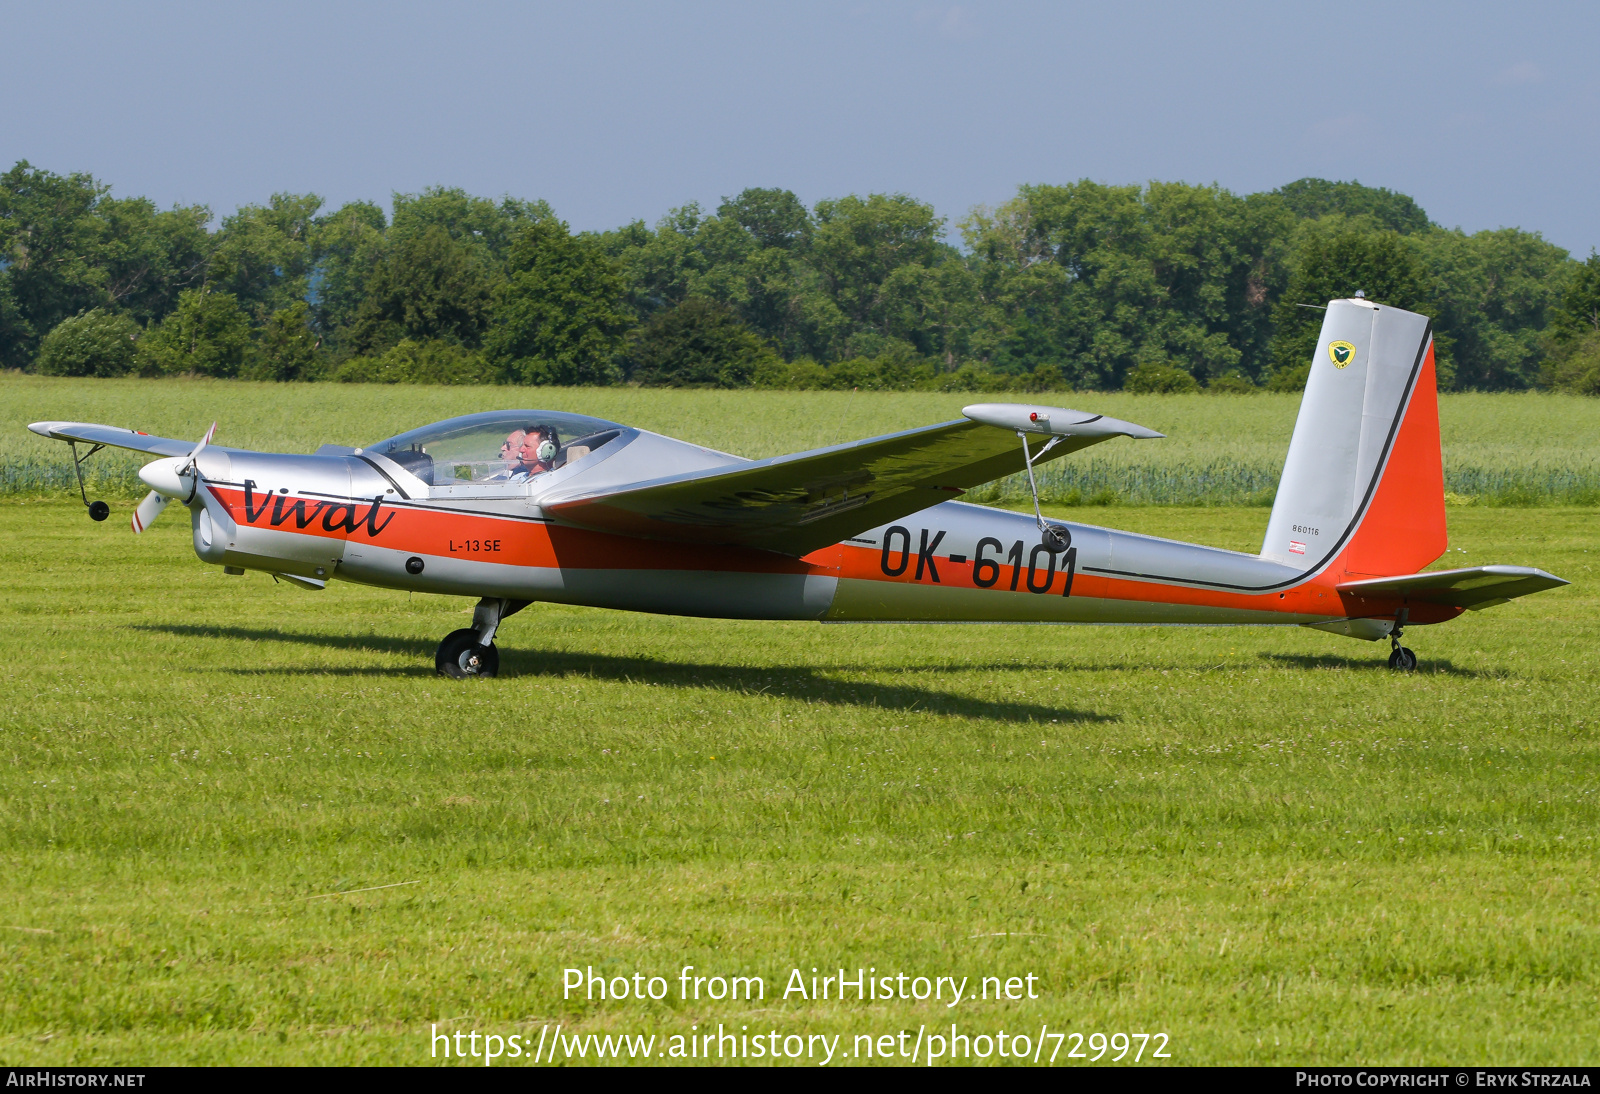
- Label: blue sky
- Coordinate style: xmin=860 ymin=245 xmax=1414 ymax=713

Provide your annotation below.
xmin=5 ymin=0 xmax=1596 ymax=253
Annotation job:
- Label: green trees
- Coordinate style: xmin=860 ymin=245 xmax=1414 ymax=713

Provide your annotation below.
xmin=1 ymin=159 xmax=1591 ymax=393
xmin=137 ymin=290 xmax=251 ymax=377
xmin=0 ymin=162 xmax=209 ymax=368
xmin=1268 ymin=227 xmax=1436 ymax=388
xmin=309 ymin=200 xmax=388 ymax=338
xmin=1274 ymin=178 xmax=1433 ymax=235
xmin=1542 ymin=252 xmax=1600 ymax=394
xmin=961 ymin=181 xmax=1291 ymax=389
xmin=602 ymin=189 xmax=970 ymax=369
xmin=630 ymin=297 xmax=776 ymax=387
xmin=342 ymin=224 xmax=497 ymax=354
xmin=1547 ymin=252 xmax=1600 ymax=345
xmin=0 ymin=163 xmax=115 ymax=368
xmin=1419 ymin=228 xmax=1571 ymax=390
xmin=210 ymin=193 xmax=322 ymax=321
xmin=250 ymin=302 xmax=324 ymax=381
xmin=484 ymin=218 xmax=630 ymax=385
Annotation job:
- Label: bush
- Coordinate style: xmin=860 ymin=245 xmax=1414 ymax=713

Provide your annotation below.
xmin=1124 ymin=361 xmax=1201 ymax=394
xmin=752 ymin=356 xmax=828 ymax=389
xmin=136 ymin=290 xmax=251 ymax=377
xmin=34 ymin=309 xmax=141 ymax=377
xmin=1265 ymin=362 xmax=1312 ymax=392
xmin=1024 ymin=364 xmax=1071 ymax=392
xmin=823 ymin=355 xmax=936 ymax=391
xmin=334 ymin=339 xmax=498 ymax=384
xmin=1542 ymin=332 xmax=1600 ymax=395
xmin=1207 ymin=372 xmax=1258 ymax=394
xmin=922 ymin=363 xmax=1013 ymax=393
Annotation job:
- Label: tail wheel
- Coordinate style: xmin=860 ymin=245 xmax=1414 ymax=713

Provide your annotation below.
xmin=436 ymin=628 xmax=499 ymax=679
xmin=1387 ymin=646 xmax=1417 ymax=672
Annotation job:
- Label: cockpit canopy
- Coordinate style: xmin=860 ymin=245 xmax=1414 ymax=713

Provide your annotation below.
xmin=362 ymin=410 xmax=626 ymax=486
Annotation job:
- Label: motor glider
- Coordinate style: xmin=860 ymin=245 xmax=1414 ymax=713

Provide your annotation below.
xmin=31 ymin=299 xmax=1567 ymax=677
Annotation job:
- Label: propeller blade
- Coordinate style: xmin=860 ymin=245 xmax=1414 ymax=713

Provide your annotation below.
xmin=188 ymin=421 xmax=217 ymax=463
xmin=131 ymin=490 xmax=170 ymax=534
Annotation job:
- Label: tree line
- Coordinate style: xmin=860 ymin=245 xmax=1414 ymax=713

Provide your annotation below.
xmin=3 ymin=160 xmax=1598 ymax=394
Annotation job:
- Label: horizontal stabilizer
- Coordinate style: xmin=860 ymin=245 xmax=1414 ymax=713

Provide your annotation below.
xmin=1338 ymin=565 xmax=1568 ymax=610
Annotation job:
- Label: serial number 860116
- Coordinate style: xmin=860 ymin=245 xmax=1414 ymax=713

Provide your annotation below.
xmin=1057 ymin=1031 xmax=1169 ymax=1062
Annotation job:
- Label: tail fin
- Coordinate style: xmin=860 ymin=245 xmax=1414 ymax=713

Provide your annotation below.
xmin=1261 ymin=298 xmax=1447 ymax=579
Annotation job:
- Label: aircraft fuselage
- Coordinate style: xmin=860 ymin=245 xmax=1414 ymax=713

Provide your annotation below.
xmin=192 ymin=448 xmax=1448 ymax=632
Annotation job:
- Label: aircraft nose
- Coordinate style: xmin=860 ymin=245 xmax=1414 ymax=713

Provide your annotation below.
xmin=138 ymin=456 xmax=192 ymax=498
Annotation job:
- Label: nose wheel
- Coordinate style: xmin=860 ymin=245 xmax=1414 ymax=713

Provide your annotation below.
xmin=436 ymin=628 xmax=499 ymax=678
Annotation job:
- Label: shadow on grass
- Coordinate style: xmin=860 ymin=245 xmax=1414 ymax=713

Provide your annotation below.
xmin=136 ymin=623 xmax=434 ymax=657
xmin=135 ymin=623 xmax=1113 ymax=723
xmin=1258 ymin=651 xmax=1500 ymax=678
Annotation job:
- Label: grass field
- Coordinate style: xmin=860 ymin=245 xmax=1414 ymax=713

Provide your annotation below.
xmin=1 ymin=380 xmax=1597 ymax=1066
xmin=4 ymin=374 xmax=1600 ymax=505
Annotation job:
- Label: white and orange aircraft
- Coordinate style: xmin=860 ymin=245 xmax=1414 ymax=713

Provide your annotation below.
xmin=31 ymin=299 xmax=1566 ymax=677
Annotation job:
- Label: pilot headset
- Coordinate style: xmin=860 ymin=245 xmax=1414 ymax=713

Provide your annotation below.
xmin=529 ymin=426 xmax=559 ymax=463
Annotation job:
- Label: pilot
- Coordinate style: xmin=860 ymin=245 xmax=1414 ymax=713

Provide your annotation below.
xmin=483 ymin=429 xmax=526 ymax=482
xmin=510 ymin=426 xmax=559 ymax=480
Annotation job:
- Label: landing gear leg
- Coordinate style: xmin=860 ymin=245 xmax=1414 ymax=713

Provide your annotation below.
xmin=1017 ymin=432 xmax=1070 ymax=553
xmin=68 ymin=441 xmax=110 ymax=521
xmin=434 ymin=597 xmax=530 ymax=679
xmin=1387 ymin=608 xmax=1416 ymax=671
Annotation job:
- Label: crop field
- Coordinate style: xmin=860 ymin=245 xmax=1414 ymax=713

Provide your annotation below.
xmin=4 ymin=374 xmax=1599 ymax=506
xmin=0 ymin=378 xmax=1596 ymax=1066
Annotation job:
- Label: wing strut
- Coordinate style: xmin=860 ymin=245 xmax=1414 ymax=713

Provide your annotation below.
xmin=1017 ymin=432 xmax=1070 ymax=553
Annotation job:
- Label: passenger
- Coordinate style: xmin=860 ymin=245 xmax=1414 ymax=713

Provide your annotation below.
xmin=510 ymin=426 xmax=559 ymax=480
xmin=483 ymin=429 xmax=526 ymax=482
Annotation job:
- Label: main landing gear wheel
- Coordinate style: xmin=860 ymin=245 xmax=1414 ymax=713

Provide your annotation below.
xmin=1388 ymin=646 xmax=1417 ymax=672
xmin=435 ymin=628 xmax=499 ymax=679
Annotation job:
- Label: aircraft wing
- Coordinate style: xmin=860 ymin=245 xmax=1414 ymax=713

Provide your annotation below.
xmin=29 ymin=421 xmax=196 ymax=458
xmin=542 ymin=404 xmax=1161 ymax=556
xmin=1338 ymin=565 xmax=1569 ymax=610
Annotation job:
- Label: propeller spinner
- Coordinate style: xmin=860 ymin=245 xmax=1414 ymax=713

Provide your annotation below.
xmin=131 ymin=422 xmax=216 ymax=534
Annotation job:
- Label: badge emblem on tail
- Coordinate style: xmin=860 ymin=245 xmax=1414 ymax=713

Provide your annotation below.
xmin=1328 ymin=340 xmax=1356 ymax=368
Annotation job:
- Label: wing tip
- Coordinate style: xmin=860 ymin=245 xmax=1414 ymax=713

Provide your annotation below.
xmin=962 ymin=403 xmax=1163 ymax=440
xmin=1116 ymin=421 xmax=1166 ymax=440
